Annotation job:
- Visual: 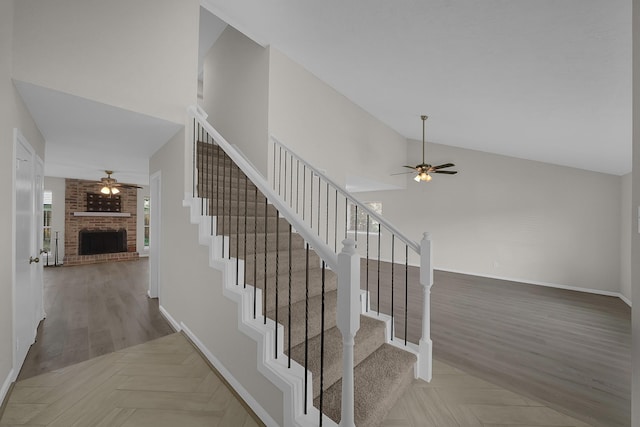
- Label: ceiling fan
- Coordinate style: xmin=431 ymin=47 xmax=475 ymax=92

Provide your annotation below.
xmin=97 ymin=170 xmax=142 ymax=195
xmin=394 ymin=115 xmax=457 ymax=182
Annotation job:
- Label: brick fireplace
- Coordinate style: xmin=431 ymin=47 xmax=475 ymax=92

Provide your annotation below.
xmin=63 ymin=178 xmax=139 ymax=266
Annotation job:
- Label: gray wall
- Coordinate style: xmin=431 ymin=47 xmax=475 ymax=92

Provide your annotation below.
xmin=202 ymin=26 xmax=270 ymax=175
xmin=0 ymin=0 xmax=45 ymax=402
xmin=357 ymin=140 xmax=623 ymax=294
xmin=621 ymin=173 xmax=633 ymax=302
xmin=632 ymin=0 xmax=640 ymax=423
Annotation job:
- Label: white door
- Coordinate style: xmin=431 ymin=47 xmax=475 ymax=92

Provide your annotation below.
xmin=13 ymin=129 xmax=43 ymax=377
xmin=148 ymin=171 xmax=161 ymax=299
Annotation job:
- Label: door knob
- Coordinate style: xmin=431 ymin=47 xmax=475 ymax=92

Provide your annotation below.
xmin=29 ymin=256 xmax=39 ymax=264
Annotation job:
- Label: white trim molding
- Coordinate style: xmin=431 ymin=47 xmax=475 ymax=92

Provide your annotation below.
xmin=1 ymin=368 xmax=15 ymax=409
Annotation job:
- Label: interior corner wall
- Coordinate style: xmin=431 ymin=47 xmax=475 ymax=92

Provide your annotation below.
xmin=356 ymin=141 xmax=622 ymax=293
xmin=1 ymin=0 xmax=45 ymax=401
xmin=150 ymin=129 xmax=283 ymax=426
xmin=12 ymin=0 xmax=199 ymax=124
xmin=267 ymin=47 xmax=407 ymax=190
xmin=632 ymin=1 xmax=640 ymax=423
xmin=44 ymin=176 xmax=66 ymax=263
xmin=621 ymin=173 xmax=633 ymax=302
xmin=202 ymin=26 xmax=269 ymax=176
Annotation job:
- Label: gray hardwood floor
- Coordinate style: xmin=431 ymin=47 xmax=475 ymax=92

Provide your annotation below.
xmin=18 ymin=259 xmax=174 ymax=380
xmin=362 ymin=261 xmax=631 ymax=427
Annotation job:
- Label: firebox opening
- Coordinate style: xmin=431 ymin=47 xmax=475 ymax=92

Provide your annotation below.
xmin=79 ymin=229 xmax=127 ymax=255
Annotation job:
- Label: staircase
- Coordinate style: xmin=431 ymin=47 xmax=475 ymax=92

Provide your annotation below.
xmin=197 ymin=142 xmax=416 ymax=426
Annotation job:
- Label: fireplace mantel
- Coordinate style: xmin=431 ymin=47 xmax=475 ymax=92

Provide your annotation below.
xmin=73 ymin=212 xmax=131 ymax=217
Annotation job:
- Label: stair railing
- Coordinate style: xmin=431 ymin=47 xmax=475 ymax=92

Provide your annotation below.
xmin=188 ymin=106 xmax=361 ymax=426
xmin=271 ymin=136 xmax=433 ymax=381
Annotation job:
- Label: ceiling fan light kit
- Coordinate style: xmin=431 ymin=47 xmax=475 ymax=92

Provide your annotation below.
xmin=394 ymin=115 xmax=458 ymax=183
xmin=97 ymin=170 xmax=141 ymax=196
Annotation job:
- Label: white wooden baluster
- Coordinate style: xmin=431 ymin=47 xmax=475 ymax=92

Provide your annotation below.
xmin=337 ymin=238 xmax=360 ymax=427
xmin=418 ymin=232 xmax=433 ymax=381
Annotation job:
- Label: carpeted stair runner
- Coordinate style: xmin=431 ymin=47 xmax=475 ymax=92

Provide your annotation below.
xmin=197 ymin=142 xmax=416 ymax=426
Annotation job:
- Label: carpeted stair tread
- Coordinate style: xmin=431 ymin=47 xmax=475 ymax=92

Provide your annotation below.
xmin=269 ymin=290 xmax=338 ymax=349
xmin=316 ymin=343 xmax=417 ymax=427
xmin=244 ymin=248 xmax=321 ymax=281
xmin=229 ymin=231 xmax=306 ymax=256
xmin=207 ymin=199 xmax=278 ymax=217
xmin=289 ymin=315 xmax=387 ymax=399
xmin=251 ymin=268 xmax=338 ymax=312
xmin=217 ymin=216 xmax=290 ymax=234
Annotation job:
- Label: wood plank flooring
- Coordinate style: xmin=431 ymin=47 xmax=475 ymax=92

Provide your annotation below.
xmin=18 ymin=260 xmax=174 ymax=380
xmin=363 ymin=261 xmax=631 ymax=427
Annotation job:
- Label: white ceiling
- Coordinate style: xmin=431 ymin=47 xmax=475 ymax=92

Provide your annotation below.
xmin=202 ymin=0 xmax=632 ymax=175
xmin=15 ymin=81 xmax=182 ymax=185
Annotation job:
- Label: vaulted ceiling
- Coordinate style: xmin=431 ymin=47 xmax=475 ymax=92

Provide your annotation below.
xmin=202 ymin=0 xmax=632 ymax=175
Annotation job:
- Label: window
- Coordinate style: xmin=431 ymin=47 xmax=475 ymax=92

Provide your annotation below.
xmin=43 ymin=191 xmax=52 ymax=253
xmin=144 ymin=196 xmax=150 ymax=248
xmin=348 ymin=201 xmax=382 ymax=233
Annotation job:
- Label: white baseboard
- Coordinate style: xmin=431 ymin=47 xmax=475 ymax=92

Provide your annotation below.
xmin=180 ymin=323 xmax=279 ymax=427
xmin=159 ymin=305 xmax=181 ymax=332
xmin=1 ymin=368 xmax=15 ymax=408
xmin=438 ymin=268 xmax=630 ymax=305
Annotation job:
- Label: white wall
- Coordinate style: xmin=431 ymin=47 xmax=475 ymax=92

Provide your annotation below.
xmin=202 ymin=26 xmax=270 ymax=175
xmin=356 ymin=141 xmax=623 ymax=294
xmin=632 ymin=1 xmax=640 ymax=422
xmin=150 ymin=129 xmax=284 ymax=425
xmin=621 ymin=173 xmax=632 ymax=303
xmin=1 ymin=0 xmax=45 ymax=403
xmin=43 ymin=176 xmax=66 ymax=263
xmin=268 ymin=47 xmax=407 ymax=190
xmin=137 ymin=185 xmax=150 ymax=257
xmin=12 ymin=0 xmax=199 ymax=124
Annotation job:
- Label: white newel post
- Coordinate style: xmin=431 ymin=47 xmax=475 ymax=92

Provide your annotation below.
xmin=337 ymin=239 xmax=360 ymax=427
xmin=418 ymin=232 xmax=433 ymax=381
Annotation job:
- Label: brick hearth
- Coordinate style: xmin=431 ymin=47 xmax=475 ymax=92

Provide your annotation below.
xmin=63 ymin=179 xmax=139 ymax=266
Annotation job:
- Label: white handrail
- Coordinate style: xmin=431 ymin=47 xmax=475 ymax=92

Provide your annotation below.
xmin=188 ymin=106 xmax=338 ymax=270
xmin=271 ymin=135 xmax=420 ymax=254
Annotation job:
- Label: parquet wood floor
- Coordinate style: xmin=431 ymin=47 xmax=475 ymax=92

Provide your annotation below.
xmin=0 ymin=333 xmax=262 ymax=427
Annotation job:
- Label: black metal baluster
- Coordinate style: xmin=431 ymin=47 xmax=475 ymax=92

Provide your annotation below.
xmin=288 ymin=224 xmax=292 ymax=368
xmin=366 ymin=215 xmax=370 ymax=312
xmin=377 ymin=227 xmax=381 ymax=315
xmin=216 ymin=142 xmax=221 ymax=237
xmin=319 ymin=260 xmax=326 ymax=427
xmin=209 ymin=136 xmax=214 ymax=236
xmin=354 ymin=205 xmax=358 ymax=243
xmin=192 ymin=119 xmax=196 ymax=197
xmin=199 ymin=123 xmax=203 ymax=215
xmin=405 ymin=244 xmax=409 ymax=345
xmin=304 ymin=243 xmax=310 ymax=414
xmin=310 ymin=172 xmax=314 ymax=231
xmin=264 ymin=196 xmax=268 ymax=325
xmin=334 ymin=190 xmax=338 ymax=252
xmin=222 ymin=152 xmax=226 ymax=256
xmin=236 ymin=162 xmax=240 ymax=285
xmin=254 ymin=186 xmax=258 ymax=319
xmin=391 ymin=234 xmax=395 ymax=341
xmin=317 ymin=175 xmax=320 ymax=236
xmin=244 ymin=176 xmax=248 ymax=288
xmin=275 ymin=209 xmax=279 ymax=358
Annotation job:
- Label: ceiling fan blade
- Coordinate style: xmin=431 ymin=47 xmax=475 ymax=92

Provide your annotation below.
xmin=403 ymin=165 xmax=418 ymax=170
xmin=118 ymin=184 xmax=143 ymax=189
xmin=432 ymin=163 xmax=455 ymax=170
xmin=391 ymin=171 xmax=416 ymax=176
xmin=434 ymin=170 xmax=458 ymax=175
